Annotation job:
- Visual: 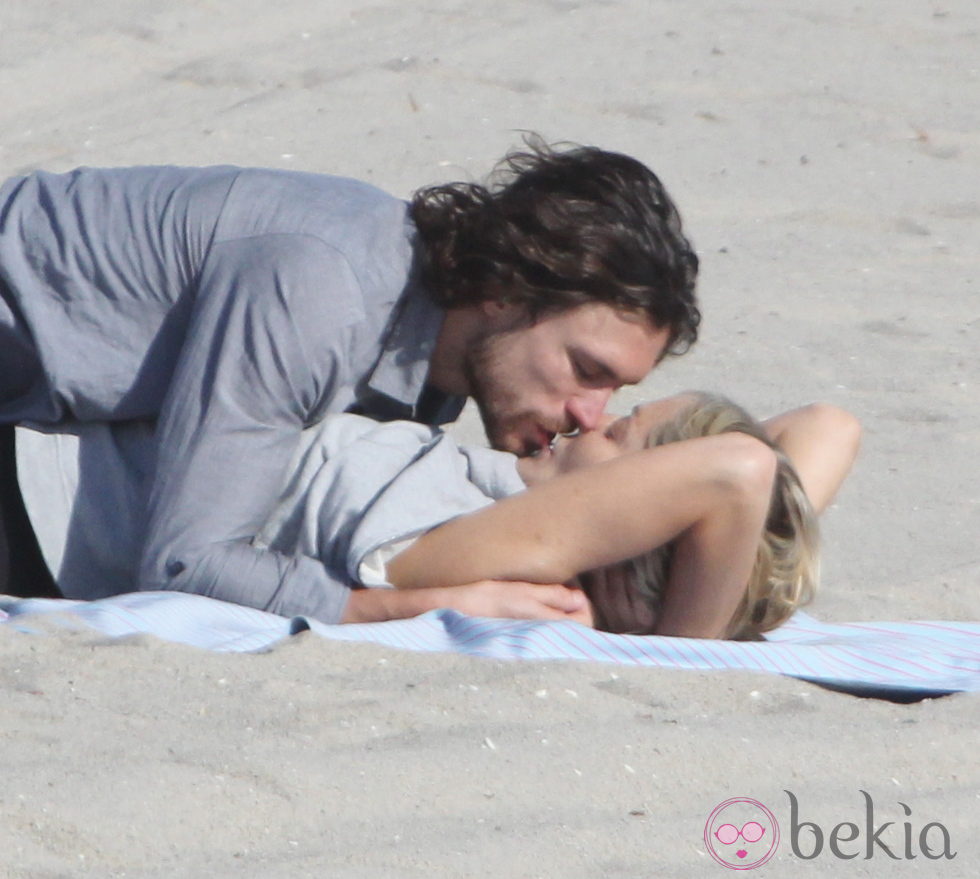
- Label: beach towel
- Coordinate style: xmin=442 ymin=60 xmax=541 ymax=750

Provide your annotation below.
xmin=2 ymin=591 xmax=977 ymax=700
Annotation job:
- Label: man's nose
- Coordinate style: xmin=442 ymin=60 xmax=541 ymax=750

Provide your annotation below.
xmin=566 ymin=388 xmax=612 ymax=431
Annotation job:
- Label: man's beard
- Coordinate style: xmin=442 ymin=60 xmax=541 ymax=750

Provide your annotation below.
xmin=462 ymin=328 xmax=531 ymax=455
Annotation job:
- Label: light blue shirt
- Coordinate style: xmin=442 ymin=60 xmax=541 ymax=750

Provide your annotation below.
xmin=16 ymin=416 xmax=526 ymax=619
xmin=1 ymin=166 xmax=464 ymax=621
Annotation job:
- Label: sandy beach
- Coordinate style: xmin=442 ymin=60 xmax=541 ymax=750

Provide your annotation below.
xmin=1 ymin=0 xmax=978 ymax=875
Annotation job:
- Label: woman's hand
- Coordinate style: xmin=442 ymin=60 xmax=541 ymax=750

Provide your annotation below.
xmin=341 ymin=581 xmax=594 ymax=625
xmin=440 ymin=580 xmax=595 ymax=625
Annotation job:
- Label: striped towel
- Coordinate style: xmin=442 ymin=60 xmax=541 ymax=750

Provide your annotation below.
xmin=2 ymin=591 xmax=977 ymax=699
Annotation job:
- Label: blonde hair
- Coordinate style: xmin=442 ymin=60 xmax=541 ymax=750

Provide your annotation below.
xmin=590 ymin=393 xmax=819 ymax=639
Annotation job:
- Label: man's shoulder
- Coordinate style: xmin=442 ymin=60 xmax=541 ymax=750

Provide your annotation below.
xmin=226 ymin=168 xmax=406 ymax=225
xmin=215 ymin=168 xmax=414 ymax=269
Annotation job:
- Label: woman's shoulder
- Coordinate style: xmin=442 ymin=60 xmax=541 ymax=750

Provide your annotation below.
xmin=455 ymin=443 xmax=526 ymax=499
xmin=299 ymin=413 xmax=438 ymax=457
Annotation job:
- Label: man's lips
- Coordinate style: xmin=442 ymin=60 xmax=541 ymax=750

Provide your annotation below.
xmin=523 ymin=426 xmax=556 ymax=457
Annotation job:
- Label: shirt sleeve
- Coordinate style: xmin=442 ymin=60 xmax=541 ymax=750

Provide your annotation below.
xmin=137 ymin=233 xmax=363 ymax=623
xmin=343 ymin=432 xmax=515 ymax=586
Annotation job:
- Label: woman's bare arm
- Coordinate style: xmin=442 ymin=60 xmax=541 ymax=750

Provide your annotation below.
xmin=385 ymin=431 xmax=775 ymax=625
xmin=576 ymin=434 xmax=778 ymax=639
xmin=762 ymin=403 xmax=861 ymax=513
xmin=343 ymin=403 xmax=859 ymax=633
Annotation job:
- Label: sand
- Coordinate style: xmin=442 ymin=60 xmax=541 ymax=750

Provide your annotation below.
xmin=1 ymin=0 xmax=978 ymax=875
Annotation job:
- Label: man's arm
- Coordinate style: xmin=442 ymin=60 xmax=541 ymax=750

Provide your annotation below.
xmin=138 ymin=235 xmax=360 ymax=622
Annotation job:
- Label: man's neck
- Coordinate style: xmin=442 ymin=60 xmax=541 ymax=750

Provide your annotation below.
xmin=426 ymin=307 xmax=478 ymax=396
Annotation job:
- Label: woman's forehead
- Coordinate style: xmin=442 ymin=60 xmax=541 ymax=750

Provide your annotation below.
xmin=630 ymin=393 xmax=699 ymax=429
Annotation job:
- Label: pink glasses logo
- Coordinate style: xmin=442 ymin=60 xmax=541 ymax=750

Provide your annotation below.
xmin=704 ymin=797 xmax=780 ymax=870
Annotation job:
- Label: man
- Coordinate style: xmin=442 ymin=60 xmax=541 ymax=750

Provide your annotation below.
xmin=0 ymin=141 xmax=700 ymax=622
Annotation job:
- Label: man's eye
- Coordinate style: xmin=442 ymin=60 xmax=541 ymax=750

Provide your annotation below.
xmin=573 ymin=359 xmax=600 ymax=382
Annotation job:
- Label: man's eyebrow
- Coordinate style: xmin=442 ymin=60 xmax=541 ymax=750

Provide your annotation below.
xmin=575 ymin=348 xmax=649 ymax=386
xmin=574 ymin=350 xmax=619 ymax=383
xmin=607 ymin=360 xmax=648 ymax=386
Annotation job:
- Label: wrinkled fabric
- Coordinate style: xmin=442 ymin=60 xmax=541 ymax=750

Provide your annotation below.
xmin=1 ymin=166 xmax=463 ymax=622
xmin=17 ymin=415 xmax=524 ymax=612
xmin=1 ymin=592 xmax=976 ymax=699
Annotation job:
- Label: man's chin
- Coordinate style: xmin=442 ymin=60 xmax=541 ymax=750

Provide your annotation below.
xmin=496 ymin=435 xmax=529 ymax=456
xmin=485 ymin=426 xmax=531 ymax=456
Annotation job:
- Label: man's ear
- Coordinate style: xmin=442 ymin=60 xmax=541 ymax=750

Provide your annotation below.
xmin=479 ymin=299 xmax=511 ymax=316
xmin=479 ymin=299 xmax=526 ymax=327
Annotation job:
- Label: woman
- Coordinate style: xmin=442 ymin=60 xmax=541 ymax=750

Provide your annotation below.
xmin=273 ymin=393 xmax=856 ymax=638
xmin=13 ymin=393 xmax=860 ymax=638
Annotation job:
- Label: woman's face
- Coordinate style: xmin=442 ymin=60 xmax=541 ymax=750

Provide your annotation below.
xmin=516 ymin=393 xmax=700 ymax=485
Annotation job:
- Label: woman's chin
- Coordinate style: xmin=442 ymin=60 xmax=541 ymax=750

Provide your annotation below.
xmin=514 ymin=449 xmax=554 ymax=486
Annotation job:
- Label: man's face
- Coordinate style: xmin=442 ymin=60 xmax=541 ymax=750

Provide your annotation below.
xmin=516 ymin=393 xmax=701 ymax=484
xmin=464 ymin=303 xmax=671 ymax=455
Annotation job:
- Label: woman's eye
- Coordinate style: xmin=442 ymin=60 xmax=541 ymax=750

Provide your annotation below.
xmin=605 ymin=418 xmax=629 ymax=442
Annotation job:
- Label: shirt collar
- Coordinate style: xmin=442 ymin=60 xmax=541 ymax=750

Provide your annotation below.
xmin=364 ymin=282 xmax=465 ymax=424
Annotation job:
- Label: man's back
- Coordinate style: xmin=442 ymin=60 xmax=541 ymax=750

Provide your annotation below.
xmin=0 ymin=164 xmax=453 ymax=622
xmin=0 ymin=165 xmax=237 ymax=422
xmin=0 ymin=164 xmax=417 ymax=424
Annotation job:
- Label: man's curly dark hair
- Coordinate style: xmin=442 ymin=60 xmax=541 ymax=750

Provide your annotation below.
xmin=409 ymin=137 xmax=701 ymax=356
